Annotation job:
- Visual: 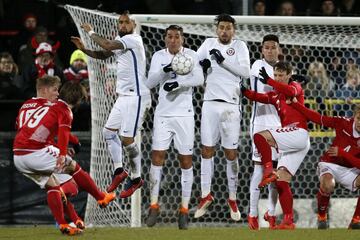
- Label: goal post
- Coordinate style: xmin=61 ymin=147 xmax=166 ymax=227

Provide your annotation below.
xmin=65 ymin=4 xmax=360 ymax=228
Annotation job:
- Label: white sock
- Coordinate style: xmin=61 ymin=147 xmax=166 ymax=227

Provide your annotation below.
xmin=150 ymin=164 xmax=162 ymax=205
xmin=181 ymin=167 xmax=193 ymax=209
xmin=249 ymin=164 xmax=263 ymax=217
xmin=226 ymin=159 xmax=239 ymax=201
xmin=267 ymin=182 xmax=278 ymax=216
xmin=103 ymin=128 xmax=123 ymax=168
xmin=124 ymin=142 xmax=141 ymax=179
xmin=201 ymin=157 xmax=213 ymax=198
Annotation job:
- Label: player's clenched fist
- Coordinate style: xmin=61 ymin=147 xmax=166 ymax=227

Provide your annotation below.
xmin=209 ymin=49 xmax=225 ymax=64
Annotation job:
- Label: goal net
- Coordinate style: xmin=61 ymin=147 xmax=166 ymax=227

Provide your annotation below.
xmin=65 ymin=5 xmax=360 ymax=228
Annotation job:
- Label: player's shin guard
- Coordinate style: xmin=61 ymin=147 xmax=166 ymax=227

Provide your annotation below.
xmin=253 ymin=134 xmax=272 ymax=175
xmin=46 ymin=186 xmax=67 ymax=224
xmin=275 ymin=181 xmax=293 ymax=218
xmin=226 ymin=159 xmax=238 ymax=201
xmin=181 ymin=167 xmax=193 ymax=209
xmin=124 ymin=142 xmax=141 ymax=179
xmin=103 ymin=128 xmax=123 ymax=168
xmin=317 ymin=188 xmax=330 ymax=218
xmin=149 ymin=164 xmax=163 ymax=205
xmin=200 ymin=157 xmax=213 ymax=198
xmin=72 ymin=163 xmax=104 ymax=200
xmin=64 ymin=201 xmax=80 ymax=224
xmin=60 ymin=180 xmax=78 ymax=198
xmin=249 ymin=164 xmax=262 ymax=217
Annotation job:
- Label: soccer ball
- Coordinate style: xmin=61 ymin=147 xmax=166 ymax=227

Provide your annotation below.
xmin=171 ymin=53 xmax=194 ymax=75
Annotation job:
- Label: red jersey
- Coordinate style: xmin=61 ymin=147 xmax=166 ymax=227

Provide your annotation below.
xmin=292 ymin=102 xmax=360 ymax=168
xmin=13 ymin=99 xmax=73 ymax=155
xmin=15 ymin=97 xmax=50 ymax=130
xmin=244 ymin=79 xmax=308 ymax=129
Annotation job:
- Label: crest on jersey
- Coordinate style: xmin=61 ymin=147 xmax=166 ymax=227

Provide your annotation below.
xmin=226 ymin=48 xmax=235 ymax=56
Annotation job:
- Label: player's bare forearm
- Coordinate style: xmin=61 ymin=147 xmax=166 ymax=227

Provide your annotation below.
xmin=82 ymin=49 xmax=113 ymax=60
xmin=90 ymin=34 xmax=124 ymax=51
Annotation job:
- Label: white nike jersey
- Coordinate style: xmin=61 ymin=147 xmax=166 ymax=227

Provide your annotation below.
xmin=112 ymin=33 xmax=150 ymax=96
xmin=147 ymin=47 xmax=204 ymax=117
xmin=250 ymin=59 xmax=281 ymax=126
xmin=197 ymin=38 xmax=250 ymax=104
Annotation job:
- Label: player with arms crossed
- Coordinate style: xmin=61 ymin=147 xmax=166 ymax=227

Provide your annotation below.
xmin=13 ymin=79 xmax=115 ymax=236
xmin=194 ymin=13 xmax=250 ymax=221
xmin=15 ymin=76 xmax=85 ymax=229
xmin=247 ymin=34 xmax=282 ymax=230
xmin=144 ymin=25 xmax=204 ymax=229
xmin=71 ymin=11 xmax=151 ymax=197
xmin=290 ymin=101 xmax=360 ymax=229
xmin=242 ymin=61 xmax=310 ymax=229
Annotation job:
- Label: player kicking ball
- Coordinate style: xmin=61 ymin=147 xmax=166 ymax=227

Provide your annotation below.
xmin=13 ymin=78 xmax=115 ymax=235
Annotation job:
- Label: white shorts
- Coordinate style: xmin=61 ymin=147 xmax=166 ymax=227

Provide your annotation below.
xmin=105 ymin=94 xmax=151 ymax=137
xmin=152 ymin=115 xmax=194 ymax=155
xmin=201 ymin=101 xmax=241 ymax=149
xmin=269 ymin=127 xmax=310 ymax=175
xmin=250 ymin=123 xmax=280 ymax=162
xmin=318 ymin=162 xmax=360 ymax=192
xmin=14 ymin=146 xmax=73 ymax=188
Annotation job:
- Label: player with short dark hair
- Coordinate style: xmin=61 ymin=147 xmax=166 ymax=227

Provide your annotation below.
xmin=247 ymin=34 xmax=281 ymax=230
xmin=144 ymin=24 xmax=204 ymax=230
xmin=290 ymin=101 xmax=360 ymax=229
xmin=242 ymin=61 xmax=310 ymax=229
xmin=13 ymin=80 xmax=115 ymax=236
xmin=72 ymin=10 xmax=151 ymax=197
xmin=194 ymin=13 xmax=250 ymax=221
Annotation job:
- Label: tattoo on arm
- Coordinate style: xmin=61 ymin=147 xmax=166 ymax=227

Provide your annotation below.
xmin=91 ymin=34 xmax=124 ymax=50
xmin=82 ymin=49 xmax=113 ymax=59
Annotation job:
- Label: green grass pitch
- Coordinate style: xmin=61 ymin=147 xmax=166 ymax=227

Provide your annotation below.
xmin=1 ymin=226 xmax=359 ymax=240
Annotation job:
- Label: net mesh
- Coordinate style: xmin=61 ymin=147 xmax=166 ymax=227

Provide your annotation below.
xmin=65 ymin=5 xmax=360 ymax=227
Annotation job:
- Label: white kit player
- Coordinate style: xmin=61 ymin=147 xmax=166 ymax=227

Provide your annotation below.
xmin=72 ymin=10 xmax=151 ymax=197
xmin=248 ymin=34 xmax=281 ymax=230
xmin=194 ymin=13 xmax=250 ymax=221
xmin=145 ymin=25 xmax=204 ymax=230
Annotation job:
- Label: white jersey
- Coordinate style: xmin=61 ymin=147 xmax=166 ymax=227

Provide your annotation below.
xmin=250 ymin=59 xmax=281 ymax=127
xmin=146 ymin=47 xmax=204 ymax=117
xmin=112 ymin=33 xmax=150 ymax=96
xmin=197 ymin=38 xmax=250 ymax=104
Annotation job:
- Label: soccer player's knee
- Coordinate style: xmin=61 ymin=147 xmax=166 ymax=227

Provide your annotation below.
xmin=225 ymin=150 xmax=237 ymax=160
xmin=277 ymin=168 xmax=291 ymax=182
xmin=124 ymin=143 xmax=139 ymax=159
xmin=103 ymin=128 xmax=117 ymax=140
xmin=320 ymin=174 xmax=335 ymax=193
xmin=201 ymin=146 xmax=214 ymax=158
xmin=63 ymin=160 xmax=77 ymax=174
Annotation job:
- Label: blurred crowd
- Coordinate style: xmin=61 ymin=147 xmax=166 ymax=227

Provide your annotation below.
xmin=0 ymin=0 xmax=359 ymax=130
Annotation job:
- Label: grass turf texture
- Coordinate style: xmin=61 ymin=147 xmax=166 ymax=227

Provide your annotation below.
xmin=0 ymin=226 xmax=359 ymax=240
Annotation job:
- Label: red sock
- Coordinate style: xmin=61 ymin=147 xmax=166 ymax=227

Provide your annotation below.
xmin=72 ymin=163 xmax=104 ymax=200
xmin=275 ymin=181 xmax=293 ymax=216
xmin=253 ymin=133 xmax=272 ymax=174
xmin=64 ymin=201 xmax=80 ymax=223
xmin=317 ymin=188 xmax=330 ymax=217
xmin=61 ymin=180 xmax=78 ymax=198
xmin=353 ymin=196 xmax=360 ymax=218
xmin=46 ymin=186 xmax=67 ymax=224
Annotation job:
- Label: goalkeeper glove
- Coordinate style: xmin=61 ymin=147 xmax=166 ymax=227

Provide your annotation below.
xmin=209 ymin=49 xmax=225 ymax=64
xmin=163 ymin=63 xmax=173 ymax=73
xmin=259 ymin=67 xmax=270 ymax=84
xmin=72 ymin=142 xmax=81 ymax=154
xmin=163 ymin=81 xmax=179 ymax=92
xmin=199 ymin=59 xmax=211 ymax=74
